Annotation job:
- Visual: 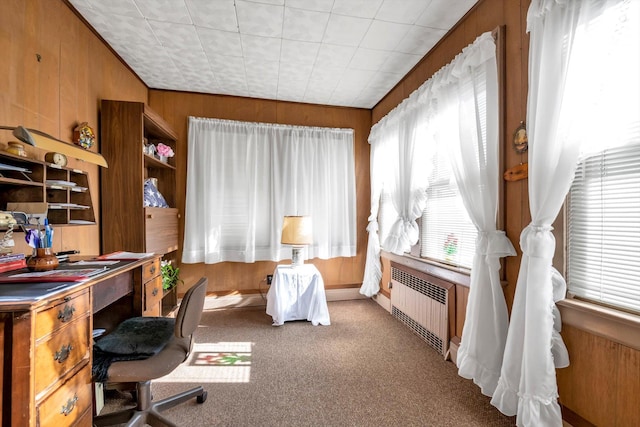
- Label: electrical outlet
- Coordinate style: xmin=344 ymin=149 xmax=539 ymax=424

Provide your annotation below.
xmin=266 ymin=274 xmax=273 ymax=285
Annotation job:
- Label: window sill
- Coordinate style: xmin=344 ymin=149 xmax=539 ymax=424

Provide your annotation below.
xmin=381 ymin=250 xmax=471 ymax=287
xmin=557 ymin=298 xmax=640 ymax=351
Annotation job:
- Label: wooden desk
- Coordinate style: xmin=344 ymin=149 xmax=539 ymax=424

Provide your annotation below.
xmin=0 ymin=255 xmax=162 ymax=427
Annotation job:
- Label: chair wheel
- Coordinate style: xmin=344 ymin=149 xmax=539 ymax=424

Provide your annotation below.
xmin=197 ymin=391 xmax=207 ymax=404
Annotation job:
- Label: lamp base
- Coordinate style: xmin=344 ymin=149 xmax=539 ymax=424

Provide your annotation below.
xmin=291 ymin=246 xmax=305 ymax=267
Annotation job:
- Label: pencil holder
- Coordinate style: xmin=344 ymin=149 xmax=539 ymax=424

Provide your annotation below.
xmin=26 ymin=248 xmax=59 ymax=272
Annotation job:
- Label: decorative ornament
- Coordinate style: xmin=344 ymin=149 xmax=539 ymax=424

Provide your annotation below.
xmin=73 ymin=122 xmax=96 ymax=150
xmin=513 ymin=121 xmax=528 ymax=154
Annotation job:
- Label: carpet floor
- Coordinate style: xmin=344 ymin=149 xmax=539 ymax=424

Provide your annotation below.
xmin=100 ymin=299 xmax=516 ymax=426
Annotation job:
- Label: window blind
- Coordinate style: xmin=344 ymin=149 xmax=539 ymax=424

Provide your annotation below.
xmin=420 ymin=147 xmax=477 ymax=269
xmin=568 ymin=142 xmax=640 ymax=313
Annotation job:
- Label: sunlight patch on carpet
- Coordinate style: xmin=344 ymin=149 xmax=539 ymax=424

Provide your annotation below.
xmin=156 ymin=342 xmax=252 ymax=383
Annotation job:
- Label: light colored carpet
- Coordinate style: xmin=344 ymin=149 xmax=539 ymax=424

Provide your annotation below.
xmin=100 ymin=299 xmax=516 ymax=426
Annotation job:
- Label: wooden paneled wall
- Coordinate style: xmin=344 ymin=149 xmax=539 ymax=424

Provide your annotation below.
xmin=372 ymin=1 xmax=640 ymax=425
xmin=148 ymin=90 xmax=371 ymax=295
xmin=2 ymin=0 xmax=638 ymax=425
xmin=0 ymin=0 xmax=148 ymax=256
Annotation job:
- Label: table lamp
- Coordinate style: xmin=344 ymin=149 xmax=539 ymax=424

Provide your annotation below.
xmin=281 ymin=216 xmax=312 ymax=266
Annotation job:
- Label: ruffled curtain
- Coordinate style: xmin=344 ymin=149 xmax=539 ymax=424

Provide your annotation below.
xmin=360 ymin=126 xmax=392 ymax=297
xmin=183 ymin=117 xmax=356 ymax=264
xmin=434 ymin=32 xmax=516 ymax=397
xmin=491 ymin=1 xmax=637 ymax=425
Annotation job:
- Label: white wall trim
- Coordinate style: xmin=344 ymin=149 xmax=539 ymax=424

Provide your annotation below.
xmin=372 ymin=292 xmax=391 ymax=313
xmin=202 ymin=287 xmax=366 ymax=311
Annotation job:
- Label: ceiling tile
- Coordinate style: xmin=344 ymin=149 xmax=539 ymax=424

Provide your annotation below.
xmin=416 ymin=0 xmax=477 ymax=29
xmin=241 ymin=35 xmax=282 ymax=61
xmin=331 ymin=0 xmax=383 ymax=19
xmin=199 ymin=28 xmax=243 ymax=57
xmin=282 ymin=7 xmax=329 ymax=42
xmin=208 ymin=54 xmax=246 ymax=76
xmin=149 ymin=21 xmax=202 ymax=51
xmin=314 ymin=44 xmax=356 ymax=68
xmin=133 ymin=0 xmax=192 ymax=24
xmin=279 ymin=62 xmax=313 ymax=83
xmin=280 ymin=39 xmax=320 ymax=65
xmin=68 ymin=0 xmax=479 ymax=108
xmin=186 ymin=0 xmax=238 ymax=31
xmin=360 ymin=20 xmax=411 ymax=51
xmin=395 ymin=26 xmax=446 ymax=55
xmin=83 ymin=0 xmax=142 ymax=18
xmin=286 ymin=0 xmax=334 ymax=12
xmin=236 ymin=0 xmax=284 ymax=37
xmin=349 ymin=48 xmax=390 ymax=71
xmin=375 ymin=0 xmax=431 ymax=24
xmin=83 ymin=12 xmax=158 ymax=45
xmin=322 ymin=15 xmax=371 ymax=46
xmin=380 ymin=51 xmax=422 ymax=74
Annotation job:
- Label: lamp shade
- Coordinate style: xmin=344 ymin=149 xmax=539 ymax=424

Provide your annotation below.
xmin=281 ymin=216 xmax=312 ymax=245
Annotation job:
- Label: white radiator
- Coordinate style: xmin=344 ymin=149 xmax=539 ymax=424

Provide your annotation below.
xmin=390 ymin=263 xmax=452 ymax=357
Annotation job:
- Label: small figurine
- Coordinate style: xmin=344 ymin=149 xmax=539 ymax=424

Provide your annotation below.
xmin=73 ymin=122 xmax=96 ymax=150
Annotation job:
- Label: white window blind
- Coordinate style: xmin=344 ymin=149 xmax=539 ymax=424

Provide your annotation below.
xmin=420 ymin=146 xmax=477 ymax=268
xmin=566 ymin=0 xmax=640 ymax=314
xmin=568 ymin=142 xmax=640 ymax=313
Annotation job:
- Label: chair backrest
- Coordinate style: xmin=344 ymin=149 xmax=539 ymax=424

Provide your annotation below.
xmin=174 ymin=277 xmax=207 ymax=339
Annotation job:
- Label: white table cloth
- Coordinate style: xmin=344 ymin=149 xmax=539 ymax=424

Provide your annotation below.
xmin=266 ymin=264 xmax=331 ymax=326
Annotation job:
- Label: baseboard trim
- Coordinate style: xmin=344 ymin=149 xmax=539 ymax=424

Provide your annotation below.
xmin=202 ymin=287 xmax=366 ymax=311
xmin=372 ymin=292 xmax=391 ymax=313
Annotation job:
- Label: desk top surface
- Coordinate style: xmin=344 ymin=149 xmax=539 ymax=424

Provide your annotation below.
xmin=0 ymin=256 xmax=156 ymax=311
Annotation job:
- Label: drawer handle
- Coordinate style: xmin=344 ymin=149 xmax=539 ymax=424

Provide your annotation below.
xmin=152 ymin=287 xmax=159 ymax=296
xmin=61 ymin=394 xmax=78 ymax=416
xmin=150 ymin=265 xmax=156 ymax=274
xmin=57 ymin=304 xmax=76 ymax=322
xmin=54 ymin=344 xmax=73 ymax=363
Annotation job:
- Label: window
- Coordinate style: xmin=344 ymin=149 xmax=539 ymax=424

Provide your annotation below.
xmin=420 ymin=146 xmax=477 ymax=268
xmin=565 ymin=0 xmax=640 ymax=314
xmin=183 ymin=117 xmax=356 ymax=264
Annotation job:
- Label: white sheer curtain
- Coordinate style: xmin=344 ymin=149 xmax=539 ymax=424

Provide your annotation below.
xmin=182 ymin=117 xmax=356 ymax=264
xmin=360 ymin=87 xmax=432 ymax=296
xmin=360 ymin=126 xmax=392 ymax=297
xmin=435 ymin=32 xmax=516 ymax=397
xmin=379 ymin=101 xmax=430 ymax=255
xmin=492 ymin=1 xmax=637 ymax=425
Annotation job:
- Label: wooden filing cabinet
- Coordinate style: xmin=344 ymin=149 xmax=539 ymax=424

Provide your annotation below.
xmin=34 ymin=288 xmax=93 ymax=426
xmin=141 ymin=257 xmax=163 ymax=317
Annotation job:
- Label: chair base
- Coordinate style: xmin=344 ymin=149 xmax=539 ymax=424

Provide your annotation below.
xmin=93 ymin=381 xmax=207 ymax=427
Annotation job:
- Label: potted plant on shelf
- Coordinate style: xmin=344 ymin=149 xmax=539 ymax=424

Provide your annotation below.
xmin=161 ymin=260 xmax=182 ymax=291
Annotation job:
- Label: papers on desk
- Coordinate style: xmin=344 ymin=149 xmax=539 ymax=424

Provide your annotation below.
xmin=0 ymin=268 xmax=107 ymax=283
xmin=96 ymin=251 xmax=155 ymax=260
xmin=72 ymin=260 xmax=120 ymax=266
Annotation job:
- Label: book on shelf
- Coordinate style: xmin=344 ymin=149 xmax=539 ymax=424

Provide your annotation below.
xmin=0 ymin=259 xmax=27 ymax=274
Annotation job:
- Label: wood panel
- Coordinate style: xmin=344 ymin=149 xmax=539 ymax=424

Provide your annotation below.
xmin=616 ymin=345 xmax=640 ymax=426
xmin=149 ymin=90 xmax=371 ymax=295
xmin=557 ymin=325 xmax=618 ymax=426
xmin=0 ymin=0 xmax=147 ymax=257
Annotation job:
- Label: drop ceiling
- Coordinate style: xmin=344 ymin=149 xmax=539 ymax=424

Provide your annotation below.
xmin=68 ymin=0 xmax=478 ymax=109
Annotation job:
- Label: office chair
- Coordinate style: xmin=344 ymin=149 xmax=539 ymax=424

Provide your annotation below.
xmin=93 ymin=277 xmax=208 ymax=427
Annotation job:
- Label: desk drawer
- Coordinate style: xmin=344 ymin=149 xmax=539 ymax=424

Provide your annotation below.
xmin=144 ymin=275 xmax=163 ymax=316
xmin=142 ymin=257 xmax=161 ymax=282
xmin=37 ymin=363 xmax=92 ymax=427
xmin=35 ymin=314 xmax=90 ymax=396
xmin=36 ymin=289 xmax=90 ymax=339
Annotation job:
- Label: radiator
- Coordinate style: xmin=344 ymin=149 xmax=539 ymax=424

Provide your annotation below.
xmin=390 ymin=262 xmax=452 ymax=357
